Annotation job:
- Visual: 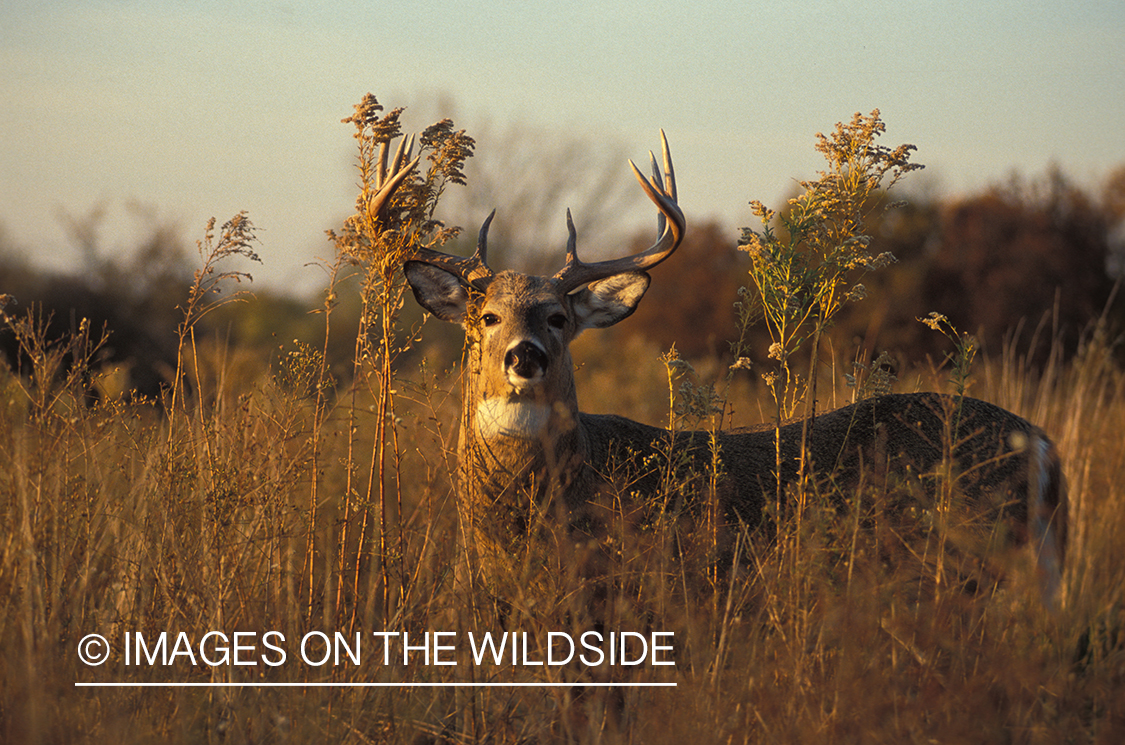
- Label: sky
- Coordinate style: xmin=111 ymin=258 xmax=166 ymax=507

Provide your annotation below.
xmin=2 ymin=0 xmax=1123 ymax=295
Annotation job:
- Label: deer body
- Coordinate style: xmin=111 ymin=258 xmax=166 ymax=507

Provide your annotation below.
xmin=399 ymin=134 xmax=1066 ymax=601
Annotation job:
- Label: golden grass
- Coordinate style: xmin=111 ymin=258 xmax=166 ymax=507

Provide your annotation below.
xmin=1 ymin=314 xmax=1123 ymax=743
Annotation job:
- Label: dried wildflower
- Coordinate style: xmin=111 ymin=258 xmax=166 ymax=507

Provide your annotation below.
xmin=341 ymin=94 xmax=404 ymax=146
xmin=736 ymin=109 xmax=921 ymax=419
xmin=747 ymin=199 xmax=775 ymax=224
xmin=660 ymin=345 xmax=695 ymax=374
xmin=190 ymin=212 xmax=262 ymax=295
xmin=848 ymin=351 xmax=898 ymax=400
xmin=919 ymin=313 xmax=977 ymax=394
xmin=675 ymin=379 xmax=723 ymax=419
xmin=328 ymin=93 xmax=475 ymax=266
xmin=421 ymin=119 xmax=476 ymax=186
xmin=216 ymin=212 xmax=262 ymax=266
xmin=871 ymin=252 xmax=897 ymax=269
xmin=737 ymin=229 xmax=767 ymax=258
xmin=919 ymin=311 xmax=948 ymax=331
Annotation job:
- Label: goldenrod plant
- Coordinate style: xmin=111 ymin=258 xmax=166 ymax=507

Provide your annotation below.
xmin=738 ymin=110 xmax=921 ymax=491
xmin=326 ymin=94 xmax=474 ymax=625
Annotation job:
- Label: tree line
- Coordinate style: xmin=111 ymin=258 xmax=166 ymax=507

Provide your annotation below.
xmin=2 ymin=163 xmax=1123 ymax=399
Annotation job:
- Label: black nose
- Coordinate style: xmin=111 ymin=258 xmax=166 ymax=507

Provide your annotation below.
xmin=505 ymin=341 xmax=548 ymax=379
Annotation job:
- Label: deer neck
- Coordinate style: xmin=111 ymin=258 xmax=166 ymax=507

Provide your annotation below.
xmin=466 ymin=384 xmax=584 ymax=462
xmin=473 ymin=395 xmax=557 ymax=441
xmin=459 ymin=372 xmax=589 ymax=502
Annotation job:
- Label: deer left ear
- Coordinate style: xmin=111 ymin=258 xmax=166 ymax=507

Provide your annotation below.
xmin=571 ymin=272 xmax=651 ymax=332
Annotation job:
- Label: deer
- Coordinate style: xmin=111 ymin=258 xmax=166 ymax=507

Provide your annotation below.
xmin=389 ymin=133 xmax=1067 ymax=606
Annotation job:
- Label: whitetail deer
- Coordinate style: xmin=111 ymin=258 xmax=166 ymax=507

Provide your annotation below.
xmin=396 ymin=133 xmax=1066 ymax=603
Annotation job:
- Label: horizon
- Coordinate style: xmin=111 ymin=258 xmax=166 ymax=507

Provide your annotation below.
xmin=2 ymin=0 xmax=1123 ymax=294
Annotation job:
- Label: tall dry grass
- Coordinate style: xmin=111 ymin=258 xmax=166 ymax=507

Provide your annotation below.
xmin=2 ymin=282 xmax=1124 ymax=742
xmin=2 ymin=100 xmax=1123 ymax=741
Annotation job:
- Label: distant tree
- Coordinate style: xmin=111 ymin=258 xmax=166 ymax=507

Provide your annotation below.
xmin=612 ymin=163 xmax=1122 ymax=372
xmin=1 ymin=204 xmax=193 ymax=398
xmin=611 ymin=220 xmax=745 ymax=360
xmin=1102 ymin=164 xmax=1125 ymax=278
xmin=924 ymin=168 xmax=1115 ymax=358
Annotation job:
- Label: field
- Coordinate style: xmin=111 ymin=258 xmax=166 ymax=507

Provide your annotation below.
xmin=1 ymin=297 xmax=1123 ymax=743
xmin=3 ymin=104 xmax=1124 ymax=743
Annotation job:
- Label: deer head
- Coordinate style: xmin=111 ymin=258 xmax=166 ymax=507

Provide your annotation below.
xmin=404 ymin=132 xmax=685 ymax=442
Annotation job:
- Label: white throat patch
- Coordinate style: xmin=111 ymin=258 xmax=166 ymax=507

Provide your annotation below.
xmin=475 ymin=397 xmax=552 ymax=440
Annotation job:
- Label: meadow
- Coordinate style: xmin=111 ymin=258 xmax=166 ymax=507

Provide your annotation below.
xmin=1 ymin=101 xmax=1123 ymax=743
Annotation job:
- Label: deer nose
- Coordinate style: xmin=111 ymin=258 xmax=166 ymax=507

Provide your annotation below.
xmin=504 ymin=340 xmax=549 ymax=381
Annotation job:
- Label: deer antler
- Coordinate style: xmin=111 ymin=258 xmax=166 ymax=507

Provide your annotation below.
xmin=552 ymin=130 xmax=685 ymax=294
xmin=404 ymin=132 xmax=682 ymax=293
xmin=408 ymin=210 xmax=496 ymax=290
xmin=368 ymin=134 xmax=421 ymax=224
xmin=372 ymin=130 xmax=492 ymax=290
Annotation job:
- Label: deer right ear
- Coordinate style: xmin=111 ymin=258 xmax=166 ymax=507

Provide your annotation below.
xmin=404 ymin=261 xmax=470 ymax=323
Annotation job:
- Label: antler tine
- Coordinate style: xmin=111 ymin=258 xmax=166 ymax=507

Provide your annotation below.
xmin=552 ymin=132 xmax=685 ymax=294
xmin=368 ymin=145 xmax=421 ymax=226
xmin=658 ymin=128 xmax=676 ymax=202
xmin=376 ymin=133 xmax=414 ymax=191
xmin=390 ymin=133 xmax=415 ymax=178
xmin=377 ymin=132 xmax=493 ymax=288
xmin=376 ymin=141 xmax=389 ymax=190
xmin=564 ymin=208 xmax=579 ymax=264
xmin=652 ymin=129 xmax=677 ymax=235
xmin=475 ymin=209 xmax=495 ymax=267
xmin=648 ymin=150 xmax=667 ymax=238
xmin=407 ymin=210 xmax=496 ymax=290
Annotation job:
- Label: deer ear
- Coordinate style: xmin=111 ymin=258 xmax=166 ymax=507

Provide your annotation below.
xmin=571 ymin=272 xmax=651 ymax=333
xmin=404 ymin=261 xmax=470 ymax=323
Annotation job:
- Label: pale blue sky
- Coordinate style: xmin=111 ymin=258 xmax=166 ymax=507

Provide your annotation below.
xmin=2 ymin=0 xmax=1123 ymax=292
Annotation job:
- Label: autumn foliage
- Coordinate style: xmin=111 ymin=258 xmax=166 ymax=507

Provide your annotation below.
xmin=619 ymin=166 xmax=1121 ymax=372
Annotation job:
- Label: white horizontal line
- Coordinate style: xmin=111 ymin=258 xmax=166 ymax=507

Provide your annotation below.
xmin=75 ymin=681 xmax=676 ymax=688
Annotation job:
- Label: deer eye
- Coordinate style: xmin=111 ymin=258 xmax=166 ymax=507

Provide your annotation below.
xmin=481 ymin=312 xmax=501 ymax=327
xmin=547 ymin=313 xmax=568 ymax=330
